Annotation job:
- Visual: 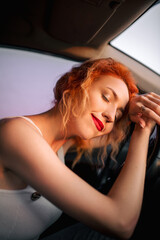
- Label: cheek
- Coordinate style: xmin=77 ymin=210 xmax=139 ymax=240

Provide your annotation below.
xmin=98 ymin=123 xmax=114 ymax=138
xmin=89 ymin=92 xmax=103 ymax=111
xmin=105 ymin=124 xmax=114 ymax=134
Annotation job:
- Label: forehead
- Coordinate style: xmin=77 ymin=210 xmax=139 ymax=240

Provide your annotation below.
xmin=93 ymin=74 xmax=129 ymax=103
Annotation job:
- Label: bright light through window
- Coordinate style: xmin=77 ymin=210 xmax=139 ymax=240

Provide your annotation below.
xmin=110 ymin=1 xmax=160 ymax=75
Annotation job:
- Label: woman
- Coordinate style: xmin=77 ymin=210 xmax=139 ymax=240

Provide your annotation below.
xmin=0 ymin=58 xmax=159 ymax=240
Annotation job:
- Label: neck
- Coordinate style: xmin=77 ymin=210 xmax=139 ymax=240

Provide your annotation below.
xmin=29 ymin=107 xmax=67 ymax=151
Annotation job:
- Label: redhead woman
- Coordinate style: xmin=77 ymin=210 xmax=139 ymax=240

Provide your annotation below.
xmin=0 ymin=58 xmax=160 ymax=240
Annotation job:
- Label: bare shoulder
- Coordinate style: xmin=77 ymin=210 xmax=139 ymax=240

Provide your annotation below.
xmin=0 ymin=117 xmax=46 ymax=167
xmin=1 ymin=118 xmax=32 ymax=145
xmin=0 ymin=117 xmax=41 ymax=138
xmin=0 ymin=117 xmax=23 ymax=143
xmin=0 ymin=117 xmax=43 ymax=142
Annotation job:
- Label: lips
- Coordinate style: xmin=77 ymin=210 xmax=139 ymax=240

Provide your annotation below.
xmin=91 ymin=114 xmax=104 ymax=131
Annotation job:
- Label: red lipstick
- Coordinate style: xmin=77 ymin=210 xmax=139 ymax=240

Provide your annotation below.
xmin=91 ymin=114 xmax=104 ymax=131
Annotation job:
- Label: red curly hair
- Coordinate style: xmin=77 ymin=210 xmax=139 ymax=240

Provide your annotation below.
xmin=54 ymin=58 xmax=139 ymax=166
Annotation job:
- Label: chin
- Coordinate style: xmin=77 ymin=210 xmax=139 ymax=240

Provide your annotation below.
xmin=80 ymin=135 xmax=92 ymax=140
xmin=79 ymin=130 xmax=98 ymax=140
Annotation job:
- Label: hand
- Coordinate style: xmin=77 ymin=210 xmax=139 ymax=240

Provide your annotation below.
xmin=128 ymin=92 xmax=160 ymax=129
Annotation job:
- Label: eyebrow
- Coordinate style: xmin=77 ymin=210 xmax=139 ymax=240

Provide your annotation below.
xmin=106 ymin=87 xmax=125 ymax=114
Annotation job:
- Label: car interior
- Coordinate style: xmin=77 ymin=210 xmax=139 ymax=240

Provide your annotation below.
xmin=0 ymin=0 xmax=159 ymax=239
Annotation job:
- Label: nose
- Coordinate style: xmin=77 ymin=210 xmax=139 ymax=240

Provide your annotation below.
xmin=102 ymin=105 xmax=116 ymax=123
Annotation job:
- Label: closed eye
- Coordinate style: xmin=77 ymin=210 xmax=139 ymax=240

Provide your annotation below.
xmin=102 ymin=94 xmax=109 ymax=102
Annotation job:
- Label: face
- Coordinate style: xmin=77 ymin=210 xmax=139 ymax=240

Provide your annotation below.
xmin=66 ymin=75 xmax=129 ymax=140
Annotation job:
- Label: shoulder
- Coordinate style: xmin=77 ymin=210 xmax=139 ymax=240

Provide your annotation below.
xmin=0 ymin=117 xmax=46 ymax=167
xmin=0 ymin=118 xmax=33 ymax=147
xmin=0 ymin=117 xmax=23 ymax=142
xmin=0 ymin=117 xmax=44 ymax=145
xmin=0 ymin=117 xmax=42 ymax=137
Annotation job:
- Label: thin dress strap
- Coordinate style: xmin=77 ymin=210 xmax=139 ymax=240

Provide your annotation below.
xmin=20 ymin=116 xmax=43 ymax=137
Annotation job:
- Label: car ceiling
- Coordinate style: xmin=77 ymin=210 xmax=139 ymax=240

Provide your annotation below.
xmin=0 ymin=0 xmax=157 ymax=60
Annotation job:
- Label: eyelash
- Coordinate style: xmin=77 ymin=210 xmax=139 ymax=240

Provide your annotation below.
xmin=102 ymin=95 xmax=110 ymax=102
xmin=102 ymin=94 xmax=122 ymax=123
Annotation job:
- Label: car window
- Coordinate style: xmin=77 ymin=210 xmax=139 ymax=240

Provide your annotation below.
xmin=0 ymin=47 xmax=79 ymax=118
xmin=110 ymin=1 xmax=160 ymax=75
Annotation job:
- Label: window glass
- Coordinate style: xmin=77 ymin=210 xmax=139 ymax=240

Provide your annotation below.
xmin=0 ymin=47 xmax=79 ymax=118
xmin=110 ymin=1 xmax=160 ymax=75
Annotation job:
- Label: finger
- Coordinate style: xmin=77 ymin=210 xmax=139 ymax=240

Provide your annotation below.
xmin=149 ymin=92 xmax=160 ymax=100
xmin=138 ymin=95 xmax=160 ymax=116
xmin=133 ymin=92 xmax=160 ymax=103
xmin=146 ymin=94 xmax=160 ymax=105
xmin=129 ymin=113 xmax=146 ymax=128
xmin=140 ymin=107 xmax=160 ymax=125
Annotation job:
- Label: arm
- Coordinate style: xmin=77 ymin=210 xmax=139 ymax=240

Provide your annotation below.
xmin=108 ymin=125 xmax=150 ymax=236
xmin=0 ymin=119 xmax=152 ymax=239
